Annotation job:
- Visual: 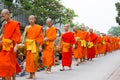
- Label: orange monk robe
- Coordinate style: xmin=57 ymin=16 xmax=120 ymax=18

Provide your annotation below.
xmin=116 ymin=37 xmax=119 ymax=49
xmin=87 ymin=32 xmax=98 ymax=58
xmin=42 ymin=26 xmax=57 ymax=68
xmin=113 ymin=37 xmax=116 ymax=50
xmin=109 ymin=37 xmax=112 ymax=51
xmin=117 ymin=38 xmax=119 ymax=49
xmin=95 ymin=35 xmax=102 ymax=55
xmin=106 ymin=36 xmax=111 ymax=52
xmin=25 ymin=24 xmax=44 ymax=73
xmin=111 ymin=37 xmax=114 ymax=51
xmin=107 ymin=36 xmax=112 ymax=52
xmin=73 ymin=30 xmax=82 ymax=59
xmin=110 ymin=37 xmax=114 ymax=51
xmin=114 ymin=37 xmax=116 ymax=50
xmin=115 ymin=37 xmax=118 ymax=49
xmin=101 ymin=36 xmax=108 ymax=54
xmin=119 ymin=38 xmax=120 ymax=49
xmin=60 ymin=32 xmax=76 ymax=67
xmin=105 ymin=36 xmax=109 ymax=53
xmin=79 ymin=31 xmax=89 ymax=58
xmin=116 ymin=38 xmax=118 ymax=49
xmin=118 ymin=38 xmax=120 ymax=49
xmin=0 ymin=20 xmax=21 ymax=77
xmin=94 ymin=36 xmax=99 ymax=55
xmin=81 ymin=31 xmax=89 ymax=59
xmin=100 ymin=37 xmax=104 ymax=54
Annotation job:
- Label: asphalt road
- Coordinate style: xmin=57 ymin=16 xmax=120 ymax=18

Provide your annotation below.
xmin=17 ymin=50 xmax=120 ymax=80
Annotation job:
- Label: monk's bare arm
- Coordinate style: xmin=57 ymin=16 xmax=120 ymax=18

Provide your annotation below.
xmin=57 ymin=35 xmax=63 ymax=49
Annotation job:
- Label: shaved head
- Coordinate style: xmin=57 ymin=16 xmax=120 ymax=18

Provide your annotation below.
xmin=73 ymin=26 xmax=77 ymax=29
xmin=29 ymin=15 xmax=36 ymax=19
xmin=89 ymin=28 xmax=93 ymax=33
xmin=64 ymin=24 xmax=70 ymax=32
xmin=46 ymin=18 xmax=52 ymax=23
xmin=1 ymin=9 xmax=10 ymax=15
xmin=64 ymin=24 xmax=70 ymax=27
xmin=29 ymin=15 xmax=36 ymax=25
xmin=102 ymin=33 xmax=106 ymax=36
xmin=46 ymin=18 xmax=53 ymax=27
xmin=1 ymin=9 xmax=10 ymax=21
xmin=81 ymin=26 xmax=85 ymax=31
xmin=73 ymin=26 xmax=77 ymax=32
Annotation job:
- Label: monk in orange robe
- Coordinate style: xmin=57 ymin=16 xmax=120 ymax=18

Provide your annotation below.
xmin=115 ymin=37 xmax=118 ymax=49
xmin=101 ymin=33 xmax=108 ymax=55
xmin=0 ymin=9 xmax=21 ymax=80
xmin=111 ymin=36 xmax=114 ymax=51
xmin=82 ymin=27 xmax=89 ymax=60
xmin=87 ymin=28 xmax=98 ymax=61
xmin=116 ymin=37 xmax=118 ymax=49
xmin=73 ymin=27 xmax=82 ymax=66
xmin=107 ymin=35 xmax=113 ymax=53
xmin=101 ymin=33 xmax=106 ymax=55
xmin=42 ymin=18 xmax=57 ymax=73
xmin=107 ymin=35 xmax=111 ymax=53
xmin=113 ymin=37 xmax=116 ymax=50
xmin=77 ymin=27 xmax=89 ymax=62
xmin=25 ymin=15 xmax=44 ymax=79
xmin=119 ymin=37 xmax=120 ymax=49
xmin=118 ymin=37 xmax=120 ymax=49
xmin=109 ymin=35 xmax=114 ymax=52
xmin=94 ymin=34 xmax=99 ymax=56
xmin=73 ymin=26 xmax=89 ymax=64
xmin=58 ymin=24 xmax=75 ymax=71
xmin=107 ymin=35 xmax=110 ymax=53
xmin=95 ymin=34 xmax=102 ymax=56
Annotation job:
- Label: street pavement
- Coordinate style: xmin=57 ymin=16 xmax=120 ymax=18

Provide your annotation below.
xmin=16 ymin=50 xmax=120 ymax=80
xmin=107 ymin=65 xmax=120 ymax=80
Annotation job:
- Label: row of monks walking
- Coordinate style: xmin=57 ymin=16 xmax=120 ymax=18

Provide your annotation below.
xmin=0 ymin=9 xmax=120 ymax=80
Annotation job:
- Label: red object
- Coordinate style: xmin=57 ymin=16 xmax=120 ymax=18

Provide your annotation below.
xmin=87 ymin=32 xmax=98 ymax=58
xmin=16 ymin=60 xmax=22 ymax=74
xmin=61 ymin=32 xmax=76 ymax=67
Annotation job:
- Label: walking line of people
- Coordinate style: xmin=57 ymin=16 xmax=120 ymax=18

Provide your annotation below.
xmin=0 ymin=9 xmax=120 ymax=80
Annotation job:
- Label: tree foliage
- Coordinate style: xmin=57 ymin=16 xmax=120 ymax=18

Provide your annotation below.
xmin=108 ymin=26 xmax=120 ymax=36
xmin=115 ymin=2 xmax=120 ymax=25
xmin=3 ymin=0 xmax=77 ymax=25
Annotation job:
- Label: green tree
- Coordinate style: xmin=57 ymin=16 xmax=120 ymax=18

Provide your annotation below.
xmin=1 ymin=0 xmax=13 ymax=14
xmin=3 ymin=0 xmax=77 ymax=25
xmin=108 ymin=26 xmax=120 ymax=36
xmin=115 ymin=2 xmax=120 ymax=25
xmin=20 ymin=0 xmax=77 ymax=25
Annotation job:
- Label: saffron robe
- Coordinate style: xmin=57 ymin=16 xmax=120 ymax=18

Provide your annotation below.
xmin=25 ymin=24 xmax=43 ymax=72
xmin=42 ymin=26 xmax=57 ymax=68
xmin=0 ymin=20 xmax=21 ymax=77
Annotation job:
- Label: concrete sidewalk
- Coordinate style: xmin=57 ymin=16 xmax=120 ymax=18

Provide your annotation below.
xmin=1 ymin=50 xmax=120 ymax=80
xmin=107 ymin=65 xmax=120 ymax=80
xmin=16 ymin=50 xmax=120 ymax=80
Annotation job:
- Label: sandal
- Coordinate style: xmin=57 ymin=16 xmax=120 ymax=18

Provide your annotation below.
xmin=76 ymin=63 xmax=79 ymax=66
xmin=26 ymin=77 xmax=33 ymax=79
xmin=60 ymin=69 xmax=65 ymax=71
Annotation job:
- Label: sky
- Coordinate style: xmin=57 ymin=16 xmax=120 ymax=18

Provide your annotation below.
xmin=62 ymin=0 xmax=119 ymax=33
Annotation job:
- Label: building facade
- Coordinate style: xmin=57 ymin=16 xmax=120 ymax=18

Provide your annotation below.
xmin=0 ymin=0 xmax=28 ymax=32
